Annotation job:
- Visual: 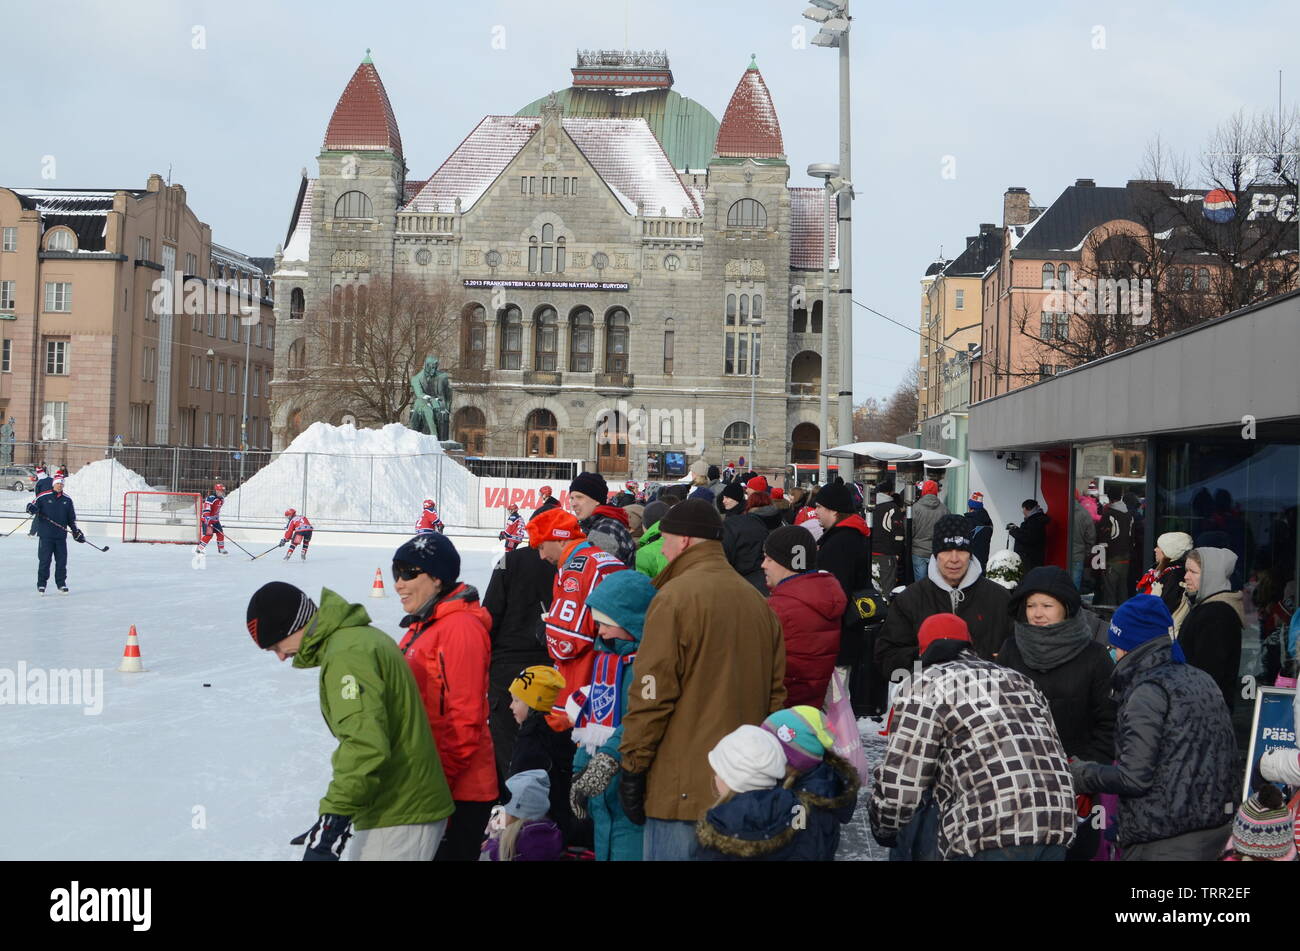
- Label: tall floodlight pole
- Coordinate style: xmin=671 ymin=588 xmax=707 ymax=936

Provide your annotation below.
xmin=805 ymin=1 xmax=854 ymax=449
xmin=748 ymin=315 xmax=766 ymax=468
xmin=808 ymin=163 xmax=838 ymax=485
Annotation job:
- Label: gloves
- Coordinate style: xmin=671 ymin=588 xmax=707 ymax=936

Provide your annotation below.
xmin=498 ymin=531 xmax=507 ymax=540
xmin=290 ymin=814 xmax=353 ymax=861
xmin=72 ymin=529 xmax=85 ymax=543
xmin=570 ymin=752 xmax=620 ymax=820
xmin=278 ymin=538 xmax=287 ymax=547
xmin=617 ymin=767 xmax=648 ymax=826
xmin=26 ymin=502 xmax=36 ymax=515
xmin=1006 ymin=523 xmax=1017 ymax=532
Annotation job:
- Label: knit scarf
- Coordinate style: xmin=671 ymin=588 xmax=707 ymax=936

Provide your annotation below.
xmin=1012 ymin=613 xmax=1092 ymax=672
xmin=568 ymin=650 xmax=636 ymax=754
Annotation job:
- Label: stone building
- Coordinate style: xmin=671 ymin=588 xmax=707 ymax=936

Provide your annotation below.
xmin=270 ymin=50 xmax=841 ymax=478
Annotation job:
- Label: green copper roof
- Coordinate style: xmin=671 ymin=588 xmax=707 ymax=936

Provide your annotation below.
xmin=516 ymin=87 xmax=721 ymax=171
xmin=748 ymin=53 xmax=758 ymax=70
xmin=362 ymin=48 xmax=372 ymax=64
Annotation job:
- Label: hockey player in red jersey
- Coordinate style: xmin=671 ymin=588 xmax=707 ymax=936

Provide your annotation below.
xmin=279 ymin=508 xmax=314 ymax=560
xmin=415 ymin=499 xmax=445 ymax=535
xmin=196 ymin=483 xmax=228 ymax=555
xmin=529 ymin=507 xmax=627 ymax=729
xmin=499 ymin=503 xmax=526 ymax=551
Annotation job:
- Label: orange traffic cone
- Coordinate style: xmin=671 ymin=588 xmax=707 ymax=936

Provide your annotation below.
xmin=118 ymin=625 xmax=144 ymax=673
xmin=370 ymin=567 xmax=386 ymax=598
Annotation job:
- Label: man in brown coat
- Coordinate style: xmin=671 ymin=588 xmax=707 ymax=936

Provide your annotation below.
xmin=618 ymin=498 xmax=787 ymax=860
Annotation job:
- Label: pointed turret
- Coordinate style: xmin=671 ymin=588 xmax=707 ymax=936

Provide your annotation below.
xmin=713 ymin=54 xmax=785 ymax=159
xmin=323 ymin=50 xmax=404 ymax=159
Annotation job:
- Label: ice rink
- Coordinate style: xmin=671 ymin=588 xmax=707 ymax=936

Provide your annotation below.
xmin=0 ymin=526 xmax=887 ymax=861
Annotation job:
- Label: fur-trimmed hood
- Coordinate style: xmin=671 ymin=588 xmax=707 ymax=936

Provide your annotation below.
xmin=792 ymin=752 xmax=860 ymax=819
xmin=695 ymin=787 xmax=801 ymax=859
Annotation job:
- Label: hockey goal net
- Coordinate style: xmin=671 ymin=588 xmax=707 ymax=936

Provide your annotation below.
xmin=122 ymin=491 xmax=203 ymax=544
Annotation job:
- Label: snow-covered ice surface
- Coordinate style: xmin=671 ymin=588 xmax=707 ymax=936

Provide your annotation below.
xmin=836 ymin=717 xmax=888 ymax=861
xmin=0 ymin=534 xmax=497 ymax=860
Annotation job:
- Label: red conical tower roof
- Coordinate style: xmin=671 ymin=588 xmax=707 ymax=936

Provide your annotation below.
xmin=714 ymin=55 xmax=785 ymax=159
xmin=323 ymin=50 xmax=403 ymax=159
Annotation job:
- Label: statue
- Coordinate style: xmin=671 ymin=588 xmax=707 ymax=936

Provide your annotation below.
xmin=0 ymin=417 xmax=14 ymax=465
xmin=409 ymin=355 xmax=453 ymax=441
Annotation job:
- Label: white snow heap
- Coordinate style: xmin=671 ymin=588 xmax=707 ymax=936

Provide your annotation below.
xmin=984 ymin=549 xmax=1023 ymax=590
xmin=62 ymin=458 xmax=157 ymax=513
xmin=224 ymin=421 xmax=473 ymax=526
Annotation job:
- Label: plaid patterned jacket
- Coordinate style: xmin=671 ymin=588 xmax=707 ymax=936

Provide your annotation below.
xmin=869 ymin=649 xmax=1077 ymax=859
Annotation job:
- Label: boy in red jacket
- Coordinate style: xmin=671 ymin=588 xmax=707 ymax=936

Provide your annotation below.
xmin=392 ymin=533 xmax=496 ymax=861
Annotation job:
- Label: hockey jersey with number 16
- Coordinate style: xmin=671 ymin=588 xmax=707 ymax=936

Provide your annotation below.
xmin=283 ymin=514 xmax=313 ymax=539
xmin=543 ymin=538 xmax=628 ymax=719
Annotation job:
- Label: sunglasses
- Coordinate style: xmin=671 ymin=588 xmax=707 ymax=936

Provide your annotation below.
xmin=392 ymin=563 xmax=425 ymax=582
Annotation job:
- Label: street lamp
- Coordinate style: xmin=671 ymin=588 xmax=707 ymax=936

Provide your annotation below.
xmin=808 ymin=163 xmax=838 ymax=485
xmin=802 ymin=0 xmax=855 ymax=450
xmin=238 ymin=308 xmax=253 ymax=488
xmin=747 ymin=314 xmax=766 ymax=469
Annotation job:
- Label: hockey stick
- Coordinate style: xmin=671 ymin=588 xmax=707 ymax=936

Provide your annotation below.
xmin=218 ymin=534 xmax=259 ymax=559
xmin=2 ymin=515 xmax=33 ymax=537
xmin=250 ymin=543 xmax=283 ymax=561
xmin=37 ymin=512 xmax=110 ymax=551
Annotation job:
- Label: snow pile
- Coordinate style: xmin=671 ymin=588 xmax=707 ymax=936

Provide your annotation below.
xmin=225 ymin=422 xmax=474 ymax=527
xmin=63 ymin=458 xmax=157 ymax=514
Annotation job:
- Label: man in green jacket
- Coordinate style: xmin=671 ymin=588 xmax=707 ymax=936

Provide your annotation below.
xmin=247 ymin=581 xmax=455 ymax=860
xmin=635 ymin=500 xmax=670 ymax=580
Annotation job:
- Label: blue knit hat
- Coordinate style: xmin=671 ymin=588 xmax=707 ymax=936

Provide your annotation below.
xmin=392 ymin=533 xmax=461 ymax=587
xmin=1109 ymin=594 xmax=1182 ymax=659
xmin=763 ymin=706 xmax=837 ymax=773
xmin=504 ymin=769 xmax=551 ymax=821
xmin=585 ymin=569 xmax=657 ymax=643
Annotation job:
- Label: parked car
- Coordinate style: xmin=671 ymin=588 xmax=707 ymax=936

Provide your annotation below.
xmin=0 ymin=465 xmax=38 ymax=492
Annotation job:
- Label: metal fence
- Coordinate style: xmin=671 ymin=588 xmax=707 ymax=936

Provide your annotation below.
xmin=0 ymin=440 xmax=540 ymax=532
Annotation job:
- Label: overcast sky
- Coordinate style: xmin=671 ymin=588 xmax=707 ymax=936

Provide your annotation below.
xmin=2 ymin=0 xmax=1293 ymax=403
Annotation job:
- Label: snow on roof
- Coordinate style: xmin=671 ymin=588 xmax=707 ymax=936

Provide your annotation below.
xmin=281 ymin=179 xmax=315 ymax=263
xmin=407 ymin=115 xmax=700 ymax=218
xmin=789 ymin=187 xmax=839 ymax=269
xmin=211 ymin=243 xmax=264 ymax=274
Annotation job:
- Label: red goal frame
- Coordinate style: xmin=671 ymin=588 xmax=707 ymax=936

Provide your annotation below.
xmin=122 ymin=491 xmax=203 ymax=544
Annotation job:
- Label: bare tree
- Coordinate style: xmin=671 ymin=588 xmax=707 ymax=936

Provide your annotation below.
xmin=297 ymin=275 xmax=461 ymax=427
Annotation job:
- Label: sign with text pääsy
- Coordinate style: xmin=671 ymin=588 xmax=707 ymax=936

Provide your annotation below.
xmin=463 ymin=279 xmax=629 ymax=291
xmin=1243 ymin=685 xmax=1297 ymax=799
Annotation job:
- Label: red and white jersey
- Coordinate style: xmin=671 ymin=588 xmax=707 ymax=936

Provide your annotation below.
xmin=283 ymin=514 xmax=313 ymax=539
xmin=415 ymin=508 xmax=444 ymax=535
xmin=502 ymin=513 xmax=526 ymax=549
xmin=201 ymin=495 xmax=224 ymax=524
xmin=544 ymin=539 xmax=627 ymax=714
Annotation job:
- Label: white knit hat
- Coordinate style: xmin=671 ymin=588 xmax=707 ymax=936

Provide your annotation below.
xmin=1157 ymin=532 xmax=1193 ymax=562
xmin=707 ymin=725 xmax=787 ymax=794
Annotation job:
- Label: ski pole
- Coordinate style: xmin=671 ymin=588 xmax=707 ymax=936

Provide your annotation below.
xmin=2 ymin=514 xmax=33 ymax=537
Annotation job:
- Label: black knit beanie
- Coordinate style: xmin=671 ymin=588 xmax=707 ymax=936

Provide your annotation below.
xmin=570 ymin=471 xmax=608 ymax=503
xmin=659 ymin=498 xmax=723 ymax=540
xmin=720 ymin=480 xmax=746 ymax=505
xmin=931 ymin=514 xmax=974 ymax=554
xmin=815 ymin=480 xmax=857 ymax=514
xmin=246 ymin=582 xmax=318 ymax=648
xmin=764 ymin=525 xmax=818 ymax=572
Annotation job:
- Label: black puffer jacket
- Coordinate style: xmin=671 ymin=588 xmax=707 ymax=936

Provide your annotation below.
xmin=964 ymin=508 xmax=994 ymax=570
xmin=817 ymin=514 xmax=874 ymax=665
xmin=482 ymin=545 xmax=555 ymax=671
xmin=1009 ymin=509 xmax=1049 ymax=571
xmin=1071 ymin=637 xmax=1237 ymax=847
xmin=874 ymin=560 xmax=1012 ymax=679
xmin=997 ymin=624 xmax=1116 ymax=762
xmin=721 ymin=507 xmax=768 ymax=594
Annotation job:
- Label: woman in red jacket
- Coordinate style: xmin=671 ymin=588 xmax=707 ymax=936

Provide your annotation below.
xmin=761 ymin=525 xmax=847 ymax=707
xmin=392 ymin=534 xmax=497 ymax=861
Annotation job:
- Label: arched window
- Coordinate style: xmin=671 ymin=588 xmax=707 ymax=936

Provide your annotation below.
xmin=1196 ymin=267 xmax=1210 ymax=291
xmin=45 ymin=228 xmax=75 ymax=251
xmin=790 ymin=350 xmax=821 ymax=391
xmin=332 ymin=284 xmax=342 ymax=315
xmin=595 ymin=409 xmax=628 ymax=474
xmin=526 ymin=408 xmax=558 ymax=457
xmin=290 ymin=288 xmax=305 ymax=320
xmin=529 ymin=224 xmax=565 ymax=273
xmin=810 ymin=299 xmax=823 ymax=334
xmin=334 ymin=191 xmax=372 ymax=219
xmin=461 ymin=303 xmax=486 ymax=369
xmin=454 ymin=406 xmax=486 ymax=454
xmin=723 ymin=421 xmax=751 ymax=449
xmin=791 ymin=423 xmax=820 ymax=464
xmin=725 ymin=293 xmax=736 ymax=326
xmin=534 ymin=306 xmax=558 ymax=371
xmin=792 ymin=288 xmax=808 ymax=333
xmin=605 ymin=308 xmax=629 ymax=374
xmin=1181 ymin=267 xmax=1194 ymax=291
xmin=726 ymin=199 xmax=767 ymax=229
xmin=1057 ymin=264 xmax=1071 ymax=287
xmin=570 ymin=307 xmax=594 ymax=372
xmin=499 ymin=306 xmax=522 ymax=370
xmin=1041 ymin=263 xmax=1056 ymax=288
xmin=344 ymin=285 xmax=355 ymax=318
xmin=753 ymin=294 xmax=763 ymax=320
xmin=356 ymin=284 xmax=367 ymax=316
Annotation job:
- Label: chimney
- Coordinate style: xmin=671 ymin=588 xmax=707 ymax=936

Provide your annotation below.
xmin=1075 ymin=178 xmax=1095 ymax=187
xmin=146 ymin=173 xmax=164 ymax=193
xmin=1003 ymin=187 xmax=1031 ymax=227
xmin=979 ymin=222 xmax=996 ymax=234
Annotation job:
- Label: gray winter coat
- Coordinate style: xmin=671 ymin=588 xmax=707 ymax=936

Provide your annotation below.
xmin=1071 ymin=636 xmax=1237 ymax=847
xmin=909 ymin=495 xmax=949 ymax=559
xmin=1071 ymin=501 xmax=1096 ymax=567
